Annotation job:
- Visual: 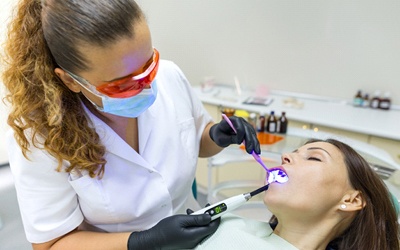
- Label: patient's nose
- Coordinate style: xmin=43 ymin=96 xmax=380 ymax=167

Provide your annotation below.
xmin=281 ymin=153 xmax=291 ymax=164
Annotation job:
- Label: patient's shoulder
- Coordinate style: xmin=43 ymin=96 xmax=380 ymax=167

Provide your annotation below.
xmin=220 ymin=213 xmax=273 ymax=236
xmin=196 ymin=214 xmax=299 ymax=249
xmin=194 ymin=214 xmax=275 ymax=249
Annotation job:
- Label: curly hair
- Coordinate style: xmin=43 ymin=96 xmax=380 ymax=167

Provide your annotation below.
xmin=2 ymin=0 xmax=144 ymax=177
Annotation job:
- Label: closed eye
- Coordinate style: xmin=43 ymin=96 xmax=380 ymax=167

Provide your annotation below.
xmin=308 ymin=157 xmax=322 ymax=162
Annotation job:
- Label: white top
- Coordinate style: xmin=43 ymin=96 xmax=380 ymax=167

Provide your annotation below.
xmin=6 ymin=60 xmax=212 ymax=243
xmin=195 ymin=214 xmax=298 ymax=250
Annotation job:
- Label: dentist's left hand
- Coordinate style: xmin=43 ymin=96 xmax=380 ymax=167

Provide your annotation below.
xmin=209 ymin=115 xmax=260 ymax=154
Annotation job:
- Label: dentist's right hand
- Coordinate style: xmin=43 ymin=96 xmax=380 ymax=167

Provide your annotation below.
xmin=127 ymin=213 xmax=219 ymax=250
xmin=209 ymin=115 xmax=260 ymax=154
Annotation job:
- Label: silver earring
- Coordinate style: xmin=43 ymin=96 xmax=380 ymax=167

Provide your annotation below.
xmin=340 ymin=204 xmax=347 ymax=209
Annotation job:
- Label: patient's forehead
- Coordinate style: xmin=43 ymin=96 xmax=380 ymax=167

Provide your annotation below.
xmin=299 ymin=142 xmax=344 ymax=161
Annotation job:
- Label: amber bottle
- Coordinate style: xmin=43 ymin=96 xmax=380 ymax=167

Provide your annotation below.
xmin=277 ymin=112 xmax=288 ymax=133
xmin=266 ymin=111 xmax=277 ymax=133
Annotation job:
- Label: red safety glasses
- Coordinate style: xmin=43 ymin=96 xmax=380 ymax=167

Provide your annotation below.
xmin=96 ymin=49 xmax=160 ymax=98
xmin=95 ymin=48 xmax=160 ymax=98
xmin=65 ymin=48 xmax=160 ymax=98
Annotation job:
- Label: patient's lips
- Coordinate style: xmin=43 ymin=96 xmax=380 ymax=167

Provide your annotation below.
xmin=267 ymin=166 xmax=289 ymax=184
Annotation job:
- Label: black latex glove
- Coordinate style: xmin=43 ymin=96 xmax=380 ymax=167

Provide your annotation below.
xmin=209 ymin=115 xmax=261 ymax=154
xmin=127 ymin=213 xmax=220 ymax=250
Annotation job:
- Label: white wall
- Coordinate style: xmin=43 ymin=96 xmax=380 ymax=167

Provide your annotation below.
xmin=136 ymin=0 xmax=400 ymax=103
xmin=1 ymin=1 xmax=399 ymax=162
xmin=0 ymin=0 xmax=17 ymax=164
xmin=0 ymin=88 xmax=9 ymax=164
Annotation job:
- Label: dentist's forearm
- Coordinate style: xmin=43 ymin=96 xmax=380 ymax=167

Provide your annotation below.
xmin=199 ymin=122 xmax=223 ymax=157
xmin=32 ymin=230 xmax=130 ymax=250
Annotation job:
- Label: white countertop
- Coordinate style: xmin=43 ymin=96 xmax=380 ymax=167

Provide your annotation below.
xmin=194 ymin=84 xmax=400 ymax=141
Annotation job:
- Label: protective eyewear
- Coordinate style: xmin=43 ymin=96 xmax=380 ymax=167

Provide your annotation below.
xmin=66 ymin=48 xmax=160 ymax=98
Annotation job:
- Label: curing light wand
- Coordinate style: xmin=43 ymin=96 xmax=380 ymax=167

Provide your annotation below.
xmin=192 ymin=184 xmax=269 ymax=221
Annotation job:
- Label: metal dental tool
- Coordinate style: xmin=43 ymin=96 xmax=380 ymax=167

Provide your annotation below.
xmin=220 ymin=113 xmax=289 ymax=184
xmin=221 ymin=113 xmax=275 ymax=174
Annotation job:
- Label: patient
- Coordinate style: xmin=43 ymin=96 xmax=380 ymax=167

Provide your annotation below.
xmin=195 ymin=139 xmax=400 ymax=250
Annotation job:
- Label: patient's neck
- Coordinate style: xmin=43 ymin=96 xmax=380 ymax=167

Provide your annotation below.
xmin=273 ymin=216 xmax=344 ymax=250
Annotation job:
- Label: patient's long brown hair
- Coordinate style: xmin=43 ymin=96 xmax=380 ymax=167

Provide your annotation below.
xmin=2 ymin=0 xmax=143 ymax=177
xmin=269 ymin=138 xmax=399 ymax=250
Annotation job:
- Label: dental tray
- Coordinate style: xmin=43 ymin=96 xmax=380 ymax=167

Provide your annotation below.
xmin=243 ymin=96 xmax=273 ymax=106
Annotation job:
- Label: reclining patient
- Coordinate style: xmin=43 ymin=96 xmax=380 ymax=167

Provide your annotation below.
xmin=195 ymin=139 xmax=399 ymax=250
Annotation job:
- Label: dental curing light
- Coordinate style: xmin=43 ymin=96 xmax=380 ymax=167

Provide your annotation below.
xmin=267 ymin=167 xmax=289 ymax=184
xmin=192 ymin=169 xmax=288 ymax=221
xmin=192 ymin=185 xmax=269 ymax=220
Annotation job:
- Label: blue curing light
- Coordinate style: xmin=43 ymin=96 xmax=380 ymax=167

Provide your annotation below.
xmin=267 ymin=168 xmax=289 ymax=184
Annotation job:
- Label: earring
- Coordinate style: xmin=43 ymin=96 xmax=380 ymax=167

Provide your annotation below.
xmin=340 ymin=204 xmax=347 ymax=209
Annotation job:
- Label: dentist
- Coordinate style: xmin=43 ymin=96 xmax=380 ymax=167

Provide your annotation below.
xmin=2 ymin=0 xmax=260 ymax=249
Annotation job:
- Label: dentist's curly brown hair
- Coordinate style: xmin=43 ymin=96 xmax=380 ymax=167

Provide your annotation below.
xmin=2 ymin=0 xmax=144 ymax=177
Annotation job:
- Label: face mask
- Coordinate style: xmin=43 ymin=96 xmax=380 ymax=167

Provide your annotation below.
xmin=99 ymin=80 xmax=158 ymax=118
xmin=63 ymin=48 xmax=160 ymax=118
xmin=80 ymin=80 xmax=158 ymax=118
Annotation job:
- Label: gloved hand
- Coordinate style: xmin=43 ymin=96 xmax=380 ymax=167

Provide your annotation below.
xmin=127 ymin=213 xmax=220 ymax=250
xmin=209 ymin=115 xmax=261 ymax=154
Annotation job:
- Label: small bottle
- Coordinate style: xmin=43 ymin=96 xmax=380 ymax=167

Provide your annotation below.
xmin=266 ymin=111 xmax=277 ymax=133
xmin=379 ymin=92 xmax=391 ymax=110
xmin=353 ymin=90 xmax=363 ymax=107
xmin=248 ymin=112 xmax=257 ymax=131
xmin=277 ymin=111 xmax=288 ymax=134
xmin=362 ymin=94 xmax=369 ymax=108
xmin=369 ymin=91 xmax=381 ymax=109
xmin=222 ymin=108 xmax=235 ymax=117
xmin=257 ymin=113 xmax=265 ymax=132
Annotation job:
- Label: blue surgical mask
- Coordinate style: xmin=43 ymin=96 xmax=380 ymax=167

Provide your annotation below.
xmin=77 ymin=78 xmax=158 ymax=118
xmin=100 ymin=80 xmax=158 ymax=118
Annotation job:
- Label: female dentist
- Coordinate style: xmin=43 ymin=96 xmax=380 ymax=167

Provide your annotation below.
xmin=2 ymin=0 xmax=260 ymax=249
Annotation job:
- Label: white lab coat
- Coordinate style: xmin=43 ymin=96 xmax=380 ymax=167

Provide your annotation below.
xmin=6 ymin=60 xmax=212 ymax=243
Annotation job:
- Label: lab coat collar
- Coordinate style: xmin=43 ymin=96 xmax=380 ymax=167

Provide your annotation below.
xmin=137 ymin=98 xmax=158 ymax=155
xmin=81 ymin=102 xmax=156 ymax=170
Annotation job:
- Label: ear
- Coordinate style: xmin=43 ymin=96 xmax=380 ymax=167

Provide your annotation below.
xmin=339 ymin=190 xmax=365 ymax=212
xmin=54 ymin=68 xmax=81 ymax=93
